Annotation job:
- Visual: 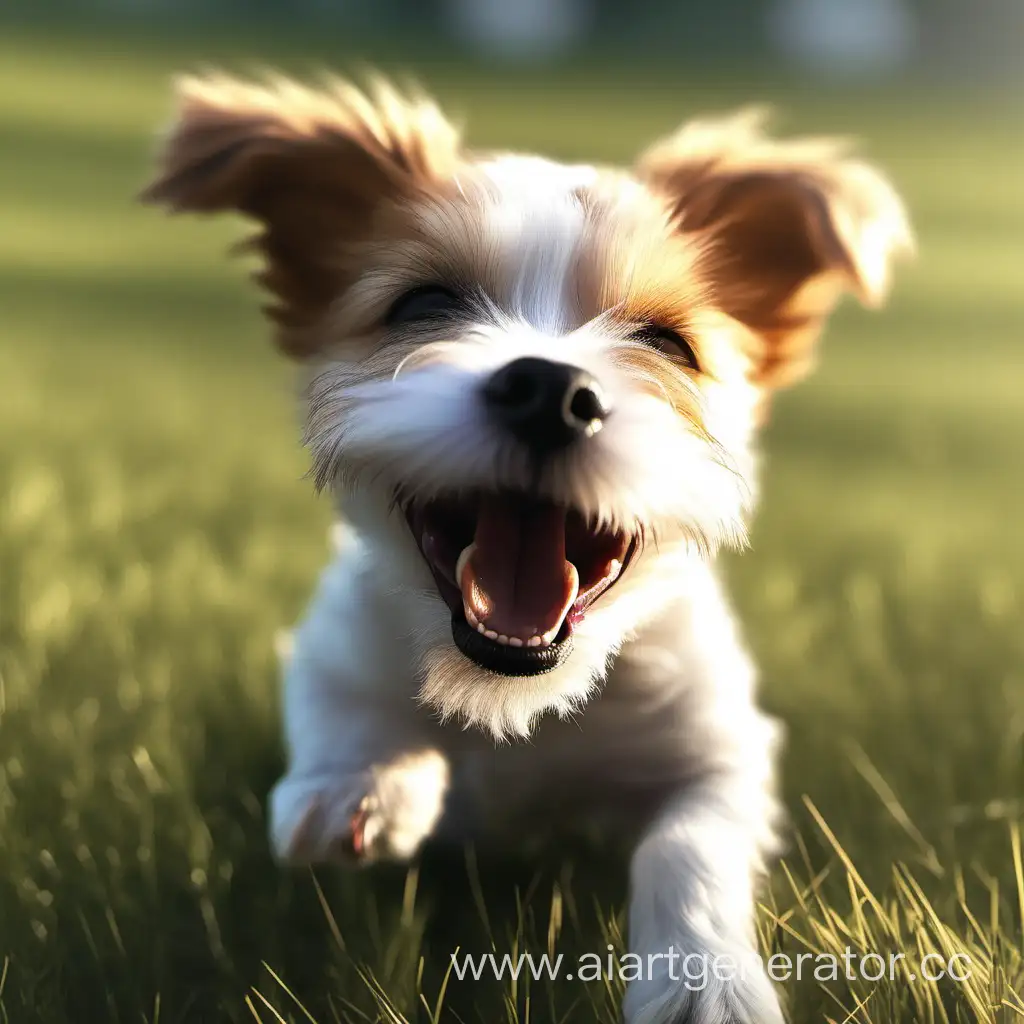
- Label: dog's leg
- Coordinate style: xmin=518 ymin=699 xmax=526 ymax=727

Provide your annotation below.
xmin=598 ymin=574 xmax=785 ymax=1024
xmin=267 ymin=544 xmax=450 ymax=866
xmin=621 ymin=771 xmax=783 ymax=1024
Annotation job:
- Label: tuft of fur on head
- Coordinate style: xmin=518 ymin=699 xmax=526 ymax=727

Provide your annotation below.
xmin=143 ymin=75 xmax=912 ymax=739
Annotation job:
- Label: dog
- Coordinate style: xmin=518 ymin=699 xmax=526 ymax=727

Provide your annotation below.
xmin=143 ymin=74 xmax=911 ymax=1024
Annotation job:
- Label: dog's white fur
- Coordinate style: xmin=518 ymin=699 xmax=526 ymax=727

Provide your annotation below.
xmin=144 ymin=77 xmax=912 ymax=1024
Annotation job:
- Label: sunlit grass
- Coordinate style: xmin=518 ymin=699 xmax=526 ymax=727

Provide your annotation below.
xmin=0 ymin=20 xmax=1022 ymax=1024
xmin=238 ymin=819 xmax=1024 ymax=1024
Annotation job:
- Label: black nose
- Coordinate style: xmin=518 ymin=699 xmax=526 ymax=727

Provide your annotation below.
xmin=482 ymin=357 xmax=612 ymax=455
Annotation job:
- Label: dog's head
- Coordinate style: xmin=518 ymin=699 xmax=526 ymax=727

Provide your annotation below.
xmin=144 ymin=76 xmax=911 ymax=738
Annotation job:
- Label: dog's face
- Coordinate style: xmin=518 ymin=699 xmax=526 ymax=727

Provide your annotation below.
xmin=145 ymin=77 xmax=911 ymax=737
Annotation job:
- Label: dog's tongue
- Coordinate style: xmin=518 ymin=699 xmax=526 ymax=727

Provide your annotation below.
xmin=457 ymin=495 xmax=579 ymax=644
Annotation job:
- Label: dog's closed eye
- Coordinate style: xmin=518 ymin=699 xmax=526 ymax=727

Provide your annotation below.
xmin=386 ymin=285 xmax=466 ymax=326
xmin=631 ymin=324 xmax=699 ymax=370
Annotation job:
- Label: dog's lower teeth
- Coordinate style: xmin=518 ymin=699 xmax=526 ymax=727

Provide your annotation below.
xmin=466 ymin=621 xmax=553 ymax=650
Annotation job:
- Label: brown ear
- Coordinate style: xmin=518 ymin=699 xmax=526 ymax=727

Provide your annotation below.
xmin=636 ymin=109 xmax=913 ymax=390
xmin=141 ymin=74 xmax=461 ymax=357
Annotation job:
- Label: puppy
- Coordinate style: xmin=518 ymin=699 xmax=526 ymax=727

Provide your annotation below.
xmin=143 ymin=76 xmax=911 ymax=1024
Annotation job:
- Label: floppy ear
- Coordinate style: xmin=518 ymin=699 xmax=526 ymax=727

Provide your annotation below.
xmin=635 ymin=109 xmax=913 ymax=391
xmin=141 ymin=74 xmax=462 ymax=357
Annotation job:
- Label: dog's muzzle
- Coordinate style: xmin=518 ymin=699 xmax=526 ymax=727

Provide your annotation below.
xmin=403 ymin=357 xmax=636 ymax=677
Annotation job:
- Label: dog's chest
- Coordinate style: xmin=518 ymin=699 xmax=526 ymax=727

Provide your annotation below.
xmin=436 ymin=658 xmax=708 ymax=849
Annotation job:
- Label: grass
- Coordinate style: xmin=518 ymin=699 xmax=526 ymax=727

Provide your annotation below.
xmin=1 ymin=20 xmax=1023 ymax=1024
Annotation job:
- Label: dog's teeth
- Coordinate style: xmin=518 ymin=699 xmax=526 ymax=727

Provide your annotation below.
xmin=455 ymin=544 xmax=476 ymax=587
xmin=457 ymin=544 xmax=493 ymax=635
xmin=509 ymin=637 xmax=523 ymax=648
xmin=541 ymin=628 xmax=558 ymax=644
xmin=527 ymin=636 xmax=542 ymax=648
xmin=484 ymin=629 xmax=498 ymax=640
xmin=497 ymin=634 xmax=509 ymax=645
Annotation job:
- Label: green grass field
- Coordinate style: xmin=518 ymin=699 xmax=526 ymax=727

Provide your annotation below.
xmin=1 ymin=23 xmax=1022 ymax=1024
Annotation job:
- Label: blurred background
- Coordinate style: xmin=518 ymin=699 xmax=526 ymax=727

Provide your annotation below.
xmin=0 ymin=2 xmax=1022 ymax=1023
xmin=5 ymin=0 xmax=1024 ymax=73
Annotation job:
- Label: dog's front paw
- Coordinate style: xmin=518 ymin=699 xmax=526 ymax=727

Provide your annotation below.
xmin=269 ymin=750 xmax=449 ymax=866
xmin=622 ymin=950 xmax=784 ymax=1024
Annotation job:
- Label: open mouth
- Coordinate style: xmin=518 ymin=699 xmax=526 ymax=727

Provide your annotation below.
xmin=405 ymin=493 xmax=636 ymax=676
